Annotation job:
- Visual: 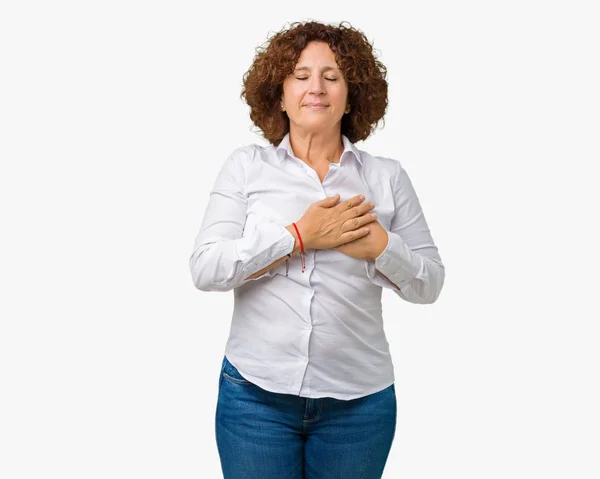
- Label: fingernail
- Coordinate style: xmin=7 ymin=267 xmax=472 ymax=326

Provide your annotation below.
xmin=360 ymin=195 xmax=365 ymax=200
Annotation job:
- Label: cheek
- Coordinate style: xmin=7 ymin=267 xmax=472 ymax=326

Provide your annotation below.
xmin=282 ymin=81 xmax=301 ymax=99
xmin=330 ymin=88 xmax=348 ymax=104
xmin=286 ymin=81 xmax=304 ymax=94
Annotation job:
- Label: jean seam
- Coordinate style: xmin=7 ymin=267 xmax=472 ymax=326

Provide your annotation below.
xmin=302 ymin=399 xmax=323 ymax=423
xmin=222 ymin=371 xmax=252 ymax=385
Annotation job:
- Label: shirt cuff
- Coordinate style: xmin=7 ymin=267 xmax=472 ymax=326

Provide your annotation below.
xmin=239 ymin=225 xmax=295 ymax=281
xmin=365 ymin=231 xmax=422 ymax=290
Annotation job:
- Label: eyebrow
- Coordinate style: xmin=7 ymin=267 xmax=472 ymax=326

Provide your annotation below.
xmin=294 ymin=66 xmax=340 ymax=73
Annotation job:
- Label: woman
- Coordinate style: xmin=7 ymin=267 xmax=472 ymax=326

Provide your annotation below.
xmin=189 ymin=21 xmax=445 ymax=479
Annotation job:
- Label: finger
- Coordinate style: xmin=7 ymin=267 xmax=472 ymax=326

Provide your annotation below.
xmin=339 ymin=194 xmax=366 ymax=211
xmin=315 ymin=193 xmax=340 ymax=206
xmin=342 ymin=201 xmax=374 ymax=221
xmin=340 ymin=227 xmax=370 ymax=243
xmin=358 ymin=201 xmax=376 ymax=215
xmin=342 ymin=209 xmax=375 ymax=232
xmin=362 ymin=212 xmax=377 ymax=224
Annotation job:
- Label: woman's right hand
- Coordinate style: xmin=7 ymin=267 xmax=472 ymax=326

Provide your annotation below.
xmin=289 ymin=194 xmax=377 ymax=251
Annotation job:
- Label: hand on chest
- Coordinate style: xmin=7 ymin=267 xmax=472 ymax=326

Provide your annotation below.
xmin=245 ymin=163 xmax=395 ymax=232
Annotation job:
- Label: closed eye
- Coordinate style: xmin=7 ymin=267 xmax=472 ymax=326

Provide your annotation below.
xmin=296 ymin=77 xmax=338 ymax=81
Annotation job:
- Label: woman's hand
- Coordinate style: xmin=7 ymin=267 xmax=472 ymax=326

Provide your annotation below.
xmin=334 ymin=220 xmax=389 ymax=261
xmin=291 ymin=194 xmax=377 ymax=251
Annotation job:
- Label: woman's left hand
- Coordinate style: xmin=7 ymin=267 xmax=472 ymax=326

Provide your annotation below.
xmin=334 ymin=220 xmax=389 ymax=261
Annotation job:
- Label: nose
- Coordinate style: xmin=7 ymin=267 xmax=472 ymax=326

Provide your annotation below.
xmin=308 ymin=75 xmax=326 ymax=95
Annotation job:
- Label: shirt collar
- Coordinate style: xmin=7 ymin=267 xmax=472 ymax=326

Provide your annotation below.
xmin=275 ymin=132 xmax=363 ymax=166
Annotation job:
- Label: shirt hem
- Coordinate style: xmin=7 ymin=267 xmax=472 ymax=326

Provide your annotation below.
xmin=225 ymin=352 xmax=394 ymax=401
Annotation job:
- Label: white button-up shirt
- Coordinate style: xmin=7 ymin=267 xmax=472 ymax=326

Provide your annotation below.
xmin=189 ymin=132 xmax=445 ymax=400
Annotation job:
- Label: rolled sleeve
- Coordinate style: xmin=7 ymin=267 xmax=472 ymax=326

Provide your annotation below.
xmin=189 ymin=147 xmax=295 ymax=292
xmin=366 ymin=231 xmax=422 ymax=290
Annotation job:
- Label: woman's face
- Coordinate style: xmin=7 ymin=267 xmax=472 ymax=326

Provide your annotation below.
xmin=281 ymin=41 xmax=349 ymax=134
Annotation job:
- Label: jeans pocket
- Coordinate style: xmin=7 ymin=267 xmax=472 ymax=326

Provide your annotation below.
xmin=222 ymin=355 xmax=252 ymax=385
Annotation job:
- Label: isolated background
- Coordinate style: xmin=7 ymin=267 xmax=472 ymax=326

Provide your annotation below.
xmin=1 ymin=1 xmax=599 ymax=478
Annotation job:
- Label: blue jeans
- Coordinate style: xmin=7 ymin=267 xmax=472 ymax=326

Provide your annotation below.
xmin=215 ymin=355 xmax=397 ymax=478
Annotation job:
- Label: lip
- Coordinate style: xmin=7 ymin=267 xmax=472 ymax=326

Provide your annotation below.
xmin=304 ymin=103 xmax=329 ymax=109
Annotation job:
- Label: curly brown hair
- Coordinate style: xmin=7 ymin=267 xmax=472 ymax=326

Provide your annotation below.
xmin=240 ymin=20 xmax=388 ymax=146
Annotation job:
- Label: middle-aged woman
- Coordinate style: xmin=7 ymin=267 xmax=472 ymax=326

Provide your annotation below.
xmin=189 ymin=20 xmax=445 ymax=479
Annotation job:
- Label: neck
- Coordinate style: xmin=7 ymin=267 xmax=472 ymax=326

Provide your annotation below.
xmin=288 ymin=128 xmax=344 ymax=166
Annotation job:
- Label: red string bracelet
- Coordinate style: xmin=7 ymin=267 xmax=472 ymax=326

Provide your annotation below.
xmin=291 ymin=222 xmax=306 ymax=273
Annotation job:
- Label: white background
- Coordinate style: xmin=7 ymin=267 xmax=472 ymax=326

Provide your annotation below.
xmin=1 ymin=1 xmax=599 ymax=478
